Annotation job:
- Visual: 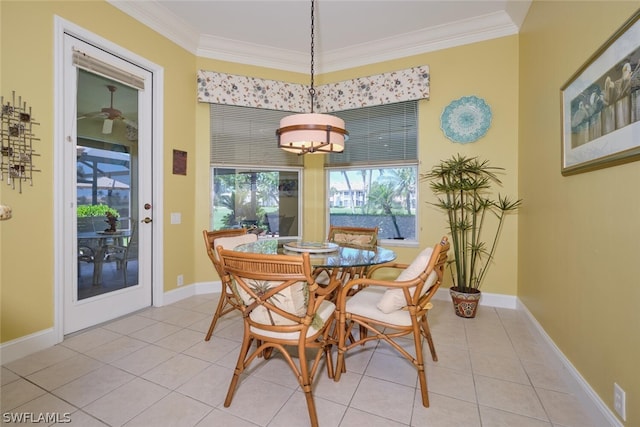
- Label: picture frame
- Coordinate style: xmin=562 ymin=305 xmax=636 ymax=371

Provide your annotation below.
xmin=561 ymin=9 xmax=640 ymax=175
xmin=172 ymin=149 xmax=187 ymax=175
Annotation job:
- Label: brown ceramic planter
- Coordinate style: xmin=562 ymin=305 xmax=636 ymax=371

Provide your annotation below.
xmin=449 ymin=287 xmax=481 ymax=318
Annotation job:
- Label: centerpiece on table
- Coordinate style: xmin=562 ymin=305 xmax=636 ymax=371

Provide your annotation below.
xmin=104 ymin=211 xmax=119 ymax=233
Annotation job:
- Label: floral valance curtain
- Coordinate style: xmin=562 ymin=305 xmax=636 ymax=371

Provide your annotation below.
xmin=197 ymin=65 xmax=429 ymax=113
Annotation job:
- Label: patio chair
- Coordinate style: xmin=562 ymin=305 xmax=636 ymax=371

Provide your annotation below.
xmin=217 ymin=248 xmax=340 ymax=427
xmin=77 ymin=244 xmax=95 ymax=279
xmin=103 ymin=223 xmax=138 ymax=287
xmin=202 ymin=228 xmax=258 ymax=341
xmin=77 ymin=217 xmax=100 ymax=264
xmin=333 ymin=236 xmax=449 ymax=407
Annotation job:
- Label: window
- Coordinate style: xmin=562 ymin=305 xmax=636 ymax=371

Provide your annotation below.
xmin=210 ymin=105 xmax=302 ymax=235
xmin=211 ymin=168 xmax=299 ymax=236
xmin=328 ymin=166 xmax=417 ymax=241
xmin=327 ymin=101 xmax=418 ymax=242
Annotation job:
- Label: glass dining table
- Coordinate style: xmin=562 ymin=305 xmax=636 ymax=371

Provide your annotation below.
xmin=232 ymin=238 xmax=397 ymax=271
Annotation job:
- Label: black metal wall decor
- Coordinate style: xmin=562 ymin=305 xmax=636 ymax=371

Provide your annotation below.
xmin=1 ymin=92 xmax=40 ymax=193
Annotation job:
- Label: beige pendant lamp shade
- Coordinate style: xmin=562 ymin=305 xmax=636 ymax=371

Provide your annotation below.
xmin=276 ymin=0 xmax=348 ymax=155
xmin=277 ymin=113 xmax=347 ymax=154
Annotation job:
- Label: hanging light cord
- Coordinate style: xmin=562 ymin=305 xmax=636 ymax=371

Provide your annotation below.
xmin=275 ymin=0 xmax=347 ymax=155
xmin=309 ymin=0 xmax=315 ymax=113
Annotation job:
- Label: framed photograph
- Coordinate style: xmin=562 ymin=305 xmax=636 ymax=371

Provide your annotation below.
xmin=561 ymin=10 xmax=640 ymax=175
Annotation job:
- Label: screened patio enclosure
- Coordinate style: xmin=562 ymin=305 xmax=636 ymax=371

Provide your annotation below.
xmin=76 ymin=140 xmax=136 ymax=298
xmin=76 ymin=141 xmax=131 ymax=213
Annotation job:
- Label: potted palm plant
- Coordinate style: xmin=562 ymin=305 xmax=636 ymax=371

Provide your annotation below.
xmin=421 ymin=154 xmax=522 ymax=318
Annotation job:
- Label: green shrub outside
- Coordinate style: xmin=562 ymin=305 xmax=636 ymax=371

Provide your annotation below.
xmin=77 ymin=204 xmax=119 ymax=218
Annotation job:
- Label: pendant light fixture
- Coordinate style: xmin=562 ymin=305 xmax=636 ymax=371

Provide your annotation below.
xmin=276 ymin=0 xmax=348 ymax=154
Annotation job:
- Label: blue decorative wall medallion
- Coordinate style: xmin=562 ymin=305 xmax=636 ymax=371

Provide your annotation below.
xmin=440 ymin=96 xmax=492 ymax=143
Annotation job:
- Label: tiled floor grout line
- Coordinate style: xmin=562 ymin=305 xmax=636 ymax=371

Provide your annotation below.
xmin=1 ymin=296 xmax=606 ymax=427
xmin=498 ymin=309 xmax=556 ymax=425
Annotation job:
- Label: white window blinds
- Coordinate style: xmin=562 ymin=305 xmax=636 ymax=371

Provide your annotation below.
xmin=327 ymin=101 xmax=418 ymax=166
xmin=72 ymin=50 xmax=145 ymax=91
xmin=210 ymin=104 xmax=303 ymax=167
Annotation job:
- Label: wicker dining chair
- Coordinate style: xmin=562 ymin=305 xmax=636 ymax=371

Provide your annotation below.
xmin=333 ymin=236 xmax=449 ymax=407
xmin=316 ymin=226 xmax=380 ymax=294
xmin=217 ymin=248 xmax=340 ymax=427
xmin=327 ymin=225 xmax=378 ymax=248
xmin=202 ymin=228 xmax=258 ymax=341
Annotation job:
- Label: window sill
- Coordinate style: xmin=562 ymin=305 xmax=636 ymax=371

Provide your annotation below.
xmin=379 ymin=238 xmax=419 ymax=248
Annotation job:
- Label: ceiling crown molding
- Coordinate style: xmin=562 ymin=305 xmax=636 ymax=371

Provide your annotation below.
xmin=197 ymin=35 xmax=308 ymax=73
xmin=108 ymin=0 xmax=200 ymax=53
xmin=320 ymin=11 xmax=519 ymax=74
xmin=108 ymin=1 xmax=521 ymax=73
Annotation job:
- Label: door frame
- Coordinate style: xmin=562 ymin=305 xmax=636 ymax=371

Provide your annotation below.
xmin=53 ymin=16 xmax=165 ymax=342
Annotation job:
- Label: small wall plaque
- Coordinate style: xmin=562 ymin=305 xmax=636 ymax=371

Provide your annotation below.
xmin=172 ymin=149 xmax=187 ymax=175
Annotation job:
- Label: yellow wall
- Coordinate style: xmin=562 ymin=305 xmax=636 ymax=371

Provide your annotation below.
xmin=519 ymin=1 xmax=640 ymax=425
xmin=193 ymin=38 xmax=521 ymax=292
xmin=4 ymin=0 xmax=636 ymax=423
xmin=0 ymin=1 xmax=197 ymax=341
xmin=1 ymin=1 xmax=520 ymax=340
xmin=318 ymin=36 xmax=521 ymax=292
xmin=193 ymin=58 xmax=308 ymax=282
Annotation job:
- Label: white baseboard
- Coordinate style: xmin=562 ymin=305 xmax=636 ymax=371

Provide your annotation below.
xmin=194 ymin=281 xmax=222 ymax=295
xmin=434 ymin=287 xmax=517 ymax=309
xmin=2 ymin=285 xmax=620 ymax=427
xmin=434 ymin=289 xmax=620 ymax=426
xmin=0 ymin=281 xmax=223 ymax=365
xmin=0 ymin=328 xmax=59 ymax=365
xmin=517 ymin=299 xmax=622 ymax=427
xmin=161 ymin=283 xmax=197 ymax=305
xmin=156 ymin=281 xmax=222 ymax=306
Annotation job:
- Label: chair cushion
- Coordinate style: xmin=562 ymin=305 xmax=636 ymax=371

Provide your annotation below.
xmin=314 ymin=269 xmax=331 ymax=285
xmin=213 ymin=233 xmax=258 ymax=259
xmin=331 ymin=231 xmax=376 ymax=248
xmin=251 ymin=300 xmax=336 ymax=340
xmin=236 ymin=279 xmax=308 ymax=326
xmin=376 ymin=247 xmax=437 ymax=314
xmin=348 ymin=287 xmax=413 ymax=326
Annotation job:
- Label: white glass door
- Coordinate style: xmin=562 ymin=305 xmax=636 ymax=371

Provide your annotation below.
xmin=63 ymin=35 xmax=153 ymax=334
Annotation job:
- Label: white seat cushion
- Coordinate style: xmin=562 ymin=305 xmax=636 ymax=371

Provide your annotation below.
xmin=332 ymin=232 xmax=375 ymax=247
xmin=235 ymin=279 xmax=308 ymax=326
xmin=250 ymin=300 xmax=336 ymax=340
xmin=213 ymin=233 xmax=258 ymax=259
xmin=376 ymin=247 xmax=437 ymax=314
xmin=315 ymin=269 xmax=331 ymax=285
xmin=347 ymin=287 xmax=413 ymax=326
xmin=315 ymin=268 xmax=355 ymax=286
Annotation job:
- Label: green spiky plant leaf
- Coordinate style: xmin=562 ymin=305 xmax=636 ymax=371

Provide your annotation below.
xmin=421 ymin=154 xmax=522 ymax=292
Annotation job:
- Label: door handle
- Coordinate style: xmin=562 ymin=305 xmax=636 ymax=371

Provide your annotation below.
xmin=141 ymin=217 xmax=152 ymax=223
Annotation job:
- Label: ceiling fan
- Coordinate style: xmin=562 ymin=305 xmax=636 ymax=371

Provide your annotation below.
xmin=78 ymin=84 xmax=137 ymax=135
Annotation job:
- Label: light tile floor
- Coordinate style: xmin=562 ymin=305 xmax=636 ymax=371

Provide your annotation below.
xmin=1 ymin=293 xmax=609 ymax=426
